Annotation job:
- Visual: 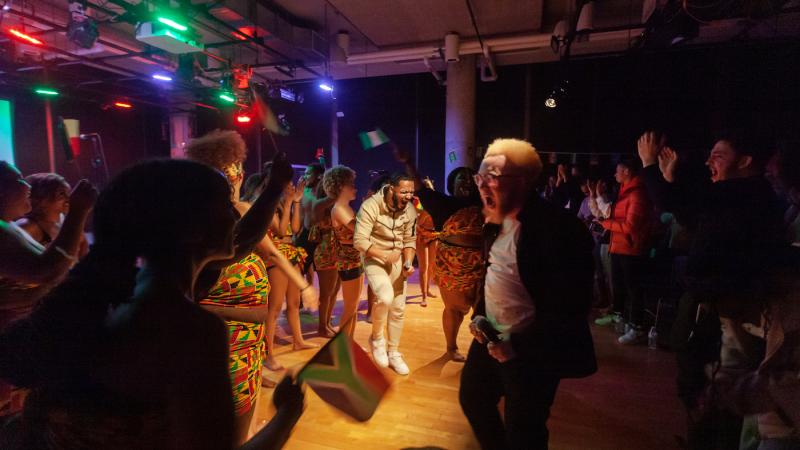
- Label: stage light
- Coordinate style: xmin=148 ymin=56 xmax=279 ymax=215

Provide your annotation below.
xmin=2 ymin=4 xmax=10 ymax=11
xmin=67 ymin=0 xmax=98 ymax=49
xmin=544 ymin=80 xmax=568 ymax=109
xmin=219 ymin=92 xmax=236 ymax=103
xmin=544 ymin=96 xmax=557 ymax=108
xmin=34 ymin=88 xmax=59 ymax=96
xmin=236 ymin=114 xmax=251 ymax=124
xmin=114 ymin=101 xmax=133 ymax=109
xmin=152 ymin=74 xmax=173 ymax=81
xmin=318 ymin=81 xmax=333 ymax=92
xmin=157 ymin=17 xmax=188 ymax=32
xmin=8 ymin=28 xmax=44 ymax=46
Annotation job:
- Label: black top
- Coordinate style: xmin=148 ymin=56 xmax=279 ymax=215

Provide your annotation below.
xmin=641 ymin=165 xmax=785 ymax=300
xmin=416 ymin=187 xmax=481 ymax=231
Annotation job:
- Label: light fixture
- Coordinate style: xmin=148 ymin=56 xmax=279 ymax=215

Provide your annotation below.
xmin=236 ymin=113 xmax=251 ymax=124
xmin=34 ymin=88 xmax=59 ymax=96
xmin=219 ymin=92 xmax=236 ymax=103
xmin=113 ymin=101 xmax=133 ymax=109
xmin=8 ymin=28 xmax=44 ymax=46
xmin=67 ymin=0 xmax=98 ymax=49
xmin=544 ymin=80 xmax=568 ymax=109
xmin=157 ymin=17 xmax=188 ymax=32
xmin=152 ymin=74 xmax=173 ymax=81
xmin=318 ymin=81 xmax=333 ymax=92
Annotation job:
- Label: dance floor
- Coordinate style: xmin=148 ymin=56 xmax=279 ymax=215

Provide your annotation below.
xmin=255 ymin=274 xmax=684 ymax=450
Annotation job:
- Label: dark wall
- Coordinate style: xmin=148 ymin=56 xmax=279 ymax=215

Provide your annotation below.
xmin=0 ymin=86 xmax=169 ymax=189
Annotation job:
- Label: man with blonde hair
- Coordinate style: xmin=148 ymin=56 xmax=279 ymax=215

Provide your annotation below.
xmin=460 ymin=138 xmax=597 ymax=450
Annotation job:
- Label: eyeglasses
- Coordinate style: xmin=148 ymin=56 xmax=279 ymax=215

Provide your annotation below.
xmin=473 ymin=173 xmax=522 ymax=187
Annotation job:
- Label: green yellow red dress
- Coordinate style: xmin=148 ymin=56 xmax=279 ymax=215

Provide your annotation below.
xmin=434 ymin=206 xmax=485 ymax=292
xmin=332 ymin=223 xmax=362 ymax=272
xmin=270 ymin=228 xmax=307 ymax=270
xmin=199 ymin=252 xmax=269 ymax=416
xmin=309 ymin=213 xmax=338 ymax=271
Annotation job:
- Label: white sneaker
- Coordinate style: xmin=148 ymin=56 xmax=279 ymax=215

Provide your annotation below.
xmin=370 ymin=336 xmax=388 ymax=368
xmin=387 ymin=351 xmax=409 ymax=375
xmin=618 ymin=327 xmax=645 ymax=345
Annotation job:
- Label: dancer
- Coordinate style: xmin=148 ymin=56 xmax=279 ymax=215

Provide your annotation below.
xmin=308 ymin=181 xmax=340 ymax=337
xmin=295 ymin=163 xmax=325 ymax=284
xmin=459 ymin=138 xmax=596 ymax=450
xmin=415 ymin=184 xmax=438 ymax=307
xmin=354 ymin=173 xmax=417 ymax=375
xmin=323 ymin=166 xmax=363 ymax=337
xmin=397 ymin=148 xmax=483 ymax=362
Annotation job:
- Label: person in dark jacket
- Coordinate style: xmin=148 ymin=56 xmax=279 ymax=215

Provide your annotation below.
xmin=459 ymin=138 xmax=597 ymax=450
xmin=637 ymin=130 xmax=785 ymax=450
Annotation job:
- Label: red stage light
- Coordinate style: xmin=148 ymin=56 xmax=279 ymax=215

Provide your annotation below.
xmin=236 ymin=114 xmax=252 ymax=124
xmin=8 ymin=28 xmax=43 ymax=46
xmin=114 ymin=102 xmax=133 ymax=109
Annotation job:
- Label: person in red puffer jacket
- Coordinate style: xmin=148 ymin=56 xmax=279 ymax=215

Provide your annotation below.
xmin=598 ymin=156 xmax=655 ymax=344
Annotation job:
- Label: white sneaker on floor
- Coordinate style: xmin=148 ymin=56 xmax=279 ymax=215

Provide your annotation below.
xmin=370 ymin=336 xmax=388 ymax=368
xmin=387 ymin=351 xmax=409 ymax=375
xmin=618 ymin=327 xmax=645 ymax=345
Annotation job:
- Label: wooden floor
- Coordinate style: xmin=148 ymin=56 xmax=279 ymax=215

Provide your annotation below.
xmin=253 ymin=274 xmax=684 ymax=450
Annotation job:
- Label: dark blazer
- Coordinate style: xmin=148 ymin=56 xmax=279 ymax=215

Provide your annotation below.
xmin=475 ymin=192 xmax=598 ymax=379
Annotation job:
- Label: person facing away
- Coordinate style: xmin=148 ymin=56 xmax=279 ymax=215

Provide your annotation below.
xmin=459 ymin=138 xmax=596 ymax=450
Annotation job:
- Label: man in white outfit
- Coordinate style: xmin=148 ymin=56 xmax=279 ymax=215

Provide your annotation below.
xmin=354 ymin=173 xmax=417 ymax=375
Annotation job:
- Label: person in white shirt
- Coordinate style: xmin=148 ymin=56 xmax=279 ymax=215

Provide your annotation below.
xmin=459 ymin=138 xmax=596 ymax=450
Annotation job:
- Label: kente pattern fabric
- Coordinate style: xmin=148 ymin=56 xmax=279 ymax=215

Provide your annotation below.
xmin=199 ymin=252 xmax=269 ymax=416
xmin=434 ymin=206 xmax=485 ymax=292
xmin=333 ymin=224 xmax=362 ymax=272
xmin=310 ymin=215 xmax=339 ymax=271
xmin=416 ymin=209 xmax=438 ymax=246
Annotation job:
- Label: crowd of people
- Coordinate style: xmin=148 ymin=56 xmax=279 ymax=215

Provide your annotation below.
xmin=0 ymin=126 xmax=798 ymax=450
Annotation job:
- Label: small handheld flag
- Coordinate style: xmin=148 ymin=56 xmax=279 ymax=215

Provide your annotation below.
xmin=251 ymin=88 xmax=289 ymax=136
xmin=358 ymin=128 xmax=390 ymax=150
xmin=298 ymin=325 xmax=391 ymax=422
xmin=57 ymin=117 xmax=80 ymax=160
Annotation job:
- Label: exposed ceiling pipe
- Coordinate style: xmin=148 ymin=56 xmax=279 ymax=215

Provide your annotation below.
xmin=480 ymin=47 xmax=497 ymax=82
xmin=422 ymin=57 xmax=444 ymax=85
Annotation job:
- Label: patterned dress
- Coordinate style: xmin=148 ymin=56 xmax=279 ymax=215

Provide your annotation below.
xmin=332 ymin=223 xmax=362 ymax=272
xmin=434 ymin=206 xmax=485 ymax=292
xmin=199 ymin=253 xmax=269 ymax=416
xmin=310 ymin=214 xmax=338 ymax=271
xmin=270 ymin=227 xmax=308 ymax=270
xmin=416 ymin=209 xmax=438 ymax=246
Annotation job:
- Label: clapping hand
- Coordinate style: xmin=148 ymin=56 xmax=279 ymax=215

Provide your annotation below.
xmin=658 ymin=147 xmax=678 ymax=183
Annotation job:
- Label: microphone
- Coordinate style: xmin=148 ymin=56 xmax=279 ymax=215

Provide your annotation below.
xmin=471 ymin=315 xmax=501 ymax=343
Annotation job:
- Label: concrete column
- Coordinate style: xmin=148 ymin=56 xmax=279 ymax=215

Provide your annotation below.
xmin=330 ymin=98 xmax=339 ymax=167
xmin=169 ymin=112 xmax=193 ymax=158
xmin=445 ymin=54 xmax=476 ymax=181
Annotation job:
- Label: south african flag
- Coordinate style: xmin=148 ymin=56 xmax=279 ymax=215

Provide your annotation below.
xmin=298 ymin=329 xmax=391 ymax=422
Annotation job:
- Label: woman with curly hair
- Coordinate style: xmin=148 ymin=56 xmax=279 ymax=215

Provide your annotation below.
xmin=324 ymin=165 xmax=362 ymax=337
xmin=307 ymin=180 xmax=340 ymax=338
xmin=185 ymin=130 xmax=315 ymax=444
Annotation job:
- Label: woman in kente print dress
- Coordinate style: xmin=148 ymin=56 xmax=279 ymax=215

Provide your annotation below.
xmin=308 ymin=181 xmax=341 ymax=338
xmin=324 ymin=165 xmax=363 ymax=337
xmin=396 ymin=147 xmax=484 ymax=362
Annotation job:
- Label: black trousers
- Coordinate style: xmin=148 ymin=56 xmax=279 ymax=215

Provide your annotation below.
xmin=459 ymin=340 xmax=560 ymax=450
xmin=610 ymin=253 xmax=645 ymax=327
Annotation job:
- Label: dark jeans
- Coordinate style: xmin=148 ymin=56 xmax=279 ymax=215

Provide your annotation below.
xmin=459 ymin=340 xmax=560 ymax=450
xmin=610 ymin=254 xmax=645 ymax=327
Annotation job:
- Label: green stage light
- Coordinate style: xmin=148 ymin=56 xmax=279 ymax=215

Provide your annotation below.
xmin=157 ymin=17 xmax=188 ymax=32
xmin=219 ymin=93 xmax=236 ymax=103
xmin=34 ymin=88 xmax=59 ymax=96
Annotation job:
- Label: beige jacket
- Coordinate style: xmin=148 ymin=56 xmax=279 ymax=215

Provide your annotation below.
xmin=354 ymin=186 xmax=417 ymax=259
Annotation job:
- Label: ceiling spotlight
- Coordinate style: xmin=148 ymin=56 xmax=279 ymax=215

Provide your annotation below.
xmin=67 ymin=0 xmax=99 ymax=49
xmin=318 ymin=82 xmax=333 ymax=92
xmin=113 ymin=101 xmax=133 ymax=109
xmin=236 ymin=113 xmax=252 ymax=124
xmin=152 ymin=74 xmax=173 ymax=81
xmin=34 ymin=88 xmax=60 ymax=96
xmin=157 ymin=17 xmax=188 ymax=32
xmin=544 ymin=80 xmax=568 ymax=109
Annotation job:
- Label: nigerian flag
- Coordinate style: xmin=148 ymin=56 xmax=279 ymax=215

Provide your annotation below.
xmin=358 ymin=128 xmax=390 ymax=150
xmin=298 ymin=328 xmax=391 ymax=422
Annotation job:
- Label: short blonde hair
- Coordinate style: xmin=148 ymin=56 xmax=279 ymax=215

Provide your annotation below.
xmin=185 ymin=130 xmax=247 ymax=180
xmin=322 ymin=165 xmax=356 ymax=199
xmin=484 ymin=138 xmax=543 ymax=182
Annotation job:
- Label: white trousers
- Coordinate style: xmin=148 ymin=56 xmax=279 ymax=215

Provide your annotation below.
xmin=365 ymin=258 xmax=408 ymax=353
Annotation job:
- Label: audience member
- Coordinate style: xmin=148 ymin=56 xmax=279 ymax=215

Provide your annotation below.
xmin=307 ymin=179 xmax=340 ymax=338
